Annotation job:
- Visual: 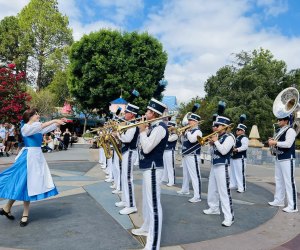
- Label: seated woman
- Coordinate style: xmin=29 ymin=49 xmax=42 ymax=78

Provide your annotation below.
xmin=41 ymin=134 xmax=53 ymax=153
xmin=0 ymin=108 xmax=66 ymax=227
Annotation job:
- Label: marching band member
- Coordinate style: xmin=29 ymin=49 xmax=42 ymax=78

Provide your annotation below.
xmin=230 ymin=114 xmax=249 ymax=193
xmin=268 ymin=116 xmax=298 ymax=212
xmin=203 ymin=101 xmax=236 ymax=227
xmin=0 ymin=109 xmax=66 ymax=227
xmin=177 ymin=104 xmax=202 ymax=203
xmin=161 ymin=121 xmax=178 ymax=186
xmin=131 ymin=98 xmax=168 ymax=250
xmin=115 ymin=90 xmax=140 ymax=215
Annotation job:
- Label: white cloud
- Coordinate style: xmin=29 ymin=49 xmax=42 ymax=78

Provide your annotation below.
xmin=143 ymin=0 xmax=300 ymax=103
xmin=256 ymin=0 xmax=289 ymax=17
xmin=0 ymin=0 xmax=29 ymax=19
xmin=71 ymin=20 xmax=121 ymax=41
xmin=1 ymin=0 xmax=299 ymax=105
xmin=57 ymin=0 xmax=81 ymax=20
xmin=93 ymin=0 xmax=143 ymax=23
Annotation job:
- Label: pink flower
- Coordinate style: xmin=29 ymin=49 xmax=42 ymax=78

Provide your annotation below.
xmin=7 ymin=63 xmax=16 ymax=69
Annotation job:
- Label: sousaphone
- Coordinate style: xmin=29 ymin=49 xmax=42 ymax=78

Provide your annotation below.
xmin=273 ymin=87 xmax=300 ymax=135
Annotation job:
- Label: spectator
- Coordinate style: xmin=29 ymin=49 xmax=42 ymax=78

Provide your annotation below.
xmin=47 ymin=135 xmax=54 ymax=151
xmin=5 ymin=123 xmax=16 ymax=157
xmin=41 ymin=134 xmax=53 ymax=153
xmin=63 ymin=128 xmax=71 ymax=150
xmin=0 ymin=138 xmax=5 ymax=157
xmin=53 ymin=128 xmax=61 ymax=151
xmin=70 ymin=132 xmax=78 ymax=147
xmin=0 ymin=123 xmax=6 ymax=143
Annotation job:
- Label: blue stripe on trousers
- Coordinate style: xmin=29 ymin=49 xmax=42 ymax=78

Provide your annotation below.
xmin=290 ymin=159 xmax=297 ymax=210
xmin=242 ymin=158 xmax=246 ymax=191
xmin=151 ymin=169 xmax=159 ymax=249
xmin=225 ymin=163 xmax=234 ymax=220
xmin=172 ymin=150 xmax=175 ymax=184
xmin=127 ymin=151 xmax=133 ymax=207
xmin=194 ymin=154 xmax=201 ymax=198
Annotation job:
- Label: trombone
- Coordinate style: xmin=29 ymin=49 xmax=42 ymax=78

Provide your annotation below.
xmin=197 ymin=123 xmax=234 ymax=145
xmin=176 ymin=120 xmax=204 ymax=135
xmin=116 ymin=114 xmax=173 ymax=133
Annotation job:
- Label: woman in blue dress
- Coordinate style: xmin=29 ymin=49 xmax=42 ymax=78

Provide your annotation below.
xmin=0 ymin=108 xmax=67 ymax=227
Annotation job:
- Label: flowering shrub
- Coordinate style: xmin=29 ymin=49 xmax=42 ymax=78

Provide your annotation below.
xmin=0 ymin=63 xmax=31 ymax=123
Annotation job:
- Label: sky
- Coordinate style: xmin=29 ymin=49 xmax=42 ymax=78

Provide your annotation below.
xmin=0 ymin=0 xmax=300 ymax=103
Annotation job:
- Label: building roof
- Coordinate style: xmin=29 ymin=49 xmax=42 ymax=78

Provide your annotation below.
xmin=110 ymin=97 xmax=128 ymax=105
xmin=162 ymin=96 xmax=178 ymax=111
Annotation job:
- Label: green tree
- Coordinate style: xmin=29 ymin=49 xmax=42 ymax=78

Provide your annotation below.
xmin=0 ymin=16 xmax=28 ymax=72
xmin=47 ymin=70 xmax=69 ymax=106
xmin=201 ymin=48 xmax=298 ymax=140
xmin=27 ymin=88 xmax=56 ymax=118
xmin=18 ymin=0 xmax=73 ymax=89
xmin=46 ymin=47 xmax=71 ymax=106
xmin=68 ymin=30 xmax=168 ymax=113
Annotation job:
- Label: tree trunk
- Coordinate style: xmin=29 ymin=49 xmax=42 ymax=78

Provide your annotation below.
xmin=36 ymin=58 xmax=43 ymax=90
xmin=83 ymin=117 xmax=87 ymax=134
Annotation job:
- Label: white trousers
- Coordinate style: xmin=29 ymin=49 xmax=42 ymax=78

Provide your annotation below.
xmin=180 ymin=155 xmax=201 ymax=199
xmin=274 ymin=159 xmax=298 ymax=210
xmin=230 ymin=158 xmax=246 ymax=191
xmin=106 ymin=157 xmax=113 ymax=180
xmin=141 ymin=169 xmax=163 ymax=250
xmin=207 ymin=164 xmax=234 ymax=222
xmin=162 ymin=150 xmax=175 ymax=185
xmin=121 ymin=150 xmax=137 ymax=208
xmin=112 ymin=151 xmax=122 ymax=190
xmin=99 ymin=147 xmax=106 ymax=167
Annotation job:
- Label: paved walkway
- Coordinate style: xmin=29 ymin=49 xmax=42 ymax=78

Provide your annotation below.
xmin=0 ymin=146 xmax=299 ymax=250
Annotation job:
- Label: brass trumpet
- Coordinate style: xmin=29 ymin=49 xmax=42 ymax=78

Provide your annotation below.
xmin=197 ymin=123 xmax=234 ymax=145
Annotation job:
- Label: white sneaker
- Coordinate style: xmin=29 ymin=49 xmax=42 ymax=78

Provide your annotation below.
xmin=131 ymin=228 xmax=148 ymax=236
xmin=188 ymin=197 xmax=201 ymax=203
xmin=110 ymin=184 xmax=116 ymax=189
xmin=268 ymin=201 xmax=284 ymax=207
xmin=101 ymin=165 xmax=106 ymax=169
xmin=237 ymin=189 xmax=245 ymax=193
xmin=203 ymin=208 xmax=221 ymax=215
xmin=119 ymin=207 xmax=137 ymax=215
xmin=222 ymin=220 xmax=234 ymax=227
xmin=282 ymin=207 xmax=298 ymax=213
xmin=115 ymin=201 xmax=126 ymax=207
xmin=112 ymin=189 xmax=122 ymax=194
xmin=177 ymin=190 xmax=190 ymax=195
xmin=166 ymin=183 xmax=174 ymax=187
xmin=105 ymin=178 xmax=113 ymax=183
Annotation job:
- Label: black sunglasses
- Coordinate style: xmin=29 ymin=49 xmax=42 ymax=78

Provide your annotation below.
xmin=277 ymin=118 xmax=284 ymax=121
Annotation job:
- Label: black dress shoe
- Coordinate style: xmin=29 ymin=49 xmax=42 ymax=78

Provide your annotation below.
xmin=0 ymin=208 xmax=15 ymax=220
xmin=20 ymin=216 xmax=29 ymax=227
